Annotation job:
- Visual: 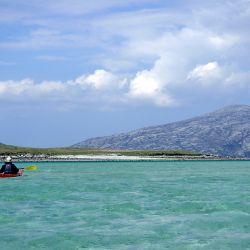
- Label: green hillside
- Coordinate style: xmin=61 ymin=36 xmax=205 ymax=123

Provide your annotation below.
xmin=0 ymin=143 xmax=201 ymax=157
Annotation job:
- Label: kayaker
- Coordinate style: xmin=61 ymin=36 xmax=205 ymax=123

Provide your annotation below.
xmin=0 ymin=156 xmax=19 ymax=174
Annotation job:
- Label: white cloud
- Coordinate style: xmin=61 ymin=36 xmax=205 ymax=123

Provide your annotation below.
xmin=74 ymin=69 xmax=126 ymax=90
xmin=0 ymin=79 xmax=33 ymax=96
xmin=35 ymin=81 xmax=65 ymax=93
xmin=0 ymin=79 xmax=65 ymax=99
xmin=1 ymin=0 xmax=250 ymax=108
xmin=0 ymin=68 xmax=175 ymax=107
xmin=187 ymin=62 xmax=222 ymax=83
xmin=187 ymin=62 xmax=250 ymax=89
xmin=129 ymin=70 xmax=160 ymax=97
xmin=0 ymin=63 xmax=249 ymax=109
xmin=209 ymin=35 xmax=239 ymax=49
xmin=0 ymin=70 xmax=127 ymax=105
xmin=128 ymin=69 xmax=175 ymax=106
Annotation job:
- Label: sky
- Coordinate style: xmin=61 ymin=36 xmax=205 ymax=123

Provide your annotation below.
xmin=0 ymin=0 xmax=250 ymax=147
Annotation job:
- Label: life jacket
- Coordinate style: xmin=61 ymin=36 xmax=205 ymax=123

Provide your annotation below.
xmin=4 ymin=163 xmax=13 ymax=173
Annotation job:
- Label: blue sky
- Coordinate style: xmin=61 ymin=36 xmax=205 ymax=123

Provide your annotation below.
xmin=0 ymin=0 xmax=250 ymax=147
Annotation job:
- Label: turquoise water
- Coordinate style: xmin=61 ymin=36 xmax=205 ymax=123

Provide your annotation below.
xmin=0 ymin=161 xmax=250 ymax=250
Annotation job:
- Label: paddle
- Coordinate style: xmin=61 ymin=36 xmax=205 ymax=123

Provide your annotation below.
xmin=20 ymin=165 xmax=37 ymax=171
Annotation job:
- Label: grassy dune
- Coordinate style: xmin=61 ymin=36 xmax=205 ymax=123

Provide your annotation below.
xmin=0 ymin=143 xmax=201 ymax=156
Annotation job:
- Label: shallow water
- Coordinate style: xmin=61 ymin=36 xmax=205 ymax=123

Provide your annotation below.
xmin=0 ymin=161 xmax=250 ymax=249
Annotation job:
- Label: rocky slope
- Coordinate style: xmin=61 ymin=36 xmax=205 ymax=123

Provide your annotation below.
xmin=72 ymin=105 xmax=250 ymax=157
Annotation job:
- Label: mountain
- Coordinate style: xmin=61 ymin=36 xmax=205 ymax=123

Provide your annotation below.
xmin=72 ymin=105 xmax=250 ymax=157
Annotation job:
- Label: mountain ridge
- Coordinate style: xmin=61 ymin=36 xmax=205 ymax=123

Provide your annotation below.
xmin=72 ymin=105 xmax=250 ymax=157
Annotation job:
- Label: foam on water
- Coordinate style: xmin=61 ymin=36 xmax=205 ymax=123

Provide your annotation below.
xmin=0 ymin=161 xmax=250 ymax=249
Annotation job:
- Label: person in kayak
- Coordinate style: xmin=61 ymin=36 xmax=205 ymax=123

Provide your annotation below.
xmin=0 ymin=156 xmax=19 ymax=174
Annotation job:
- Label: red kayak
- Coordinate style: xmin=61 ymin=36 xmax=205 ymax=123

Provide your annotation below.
xmin=0 ymin=170 xmax=24 ymax=178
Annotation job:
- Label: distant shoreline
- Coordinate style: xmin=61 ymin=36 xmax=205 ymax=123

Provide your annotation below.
xmin=2 ymin=144 xmax=248 ymax=161
xmin=1 ymin=154 xmax=249 ymax=162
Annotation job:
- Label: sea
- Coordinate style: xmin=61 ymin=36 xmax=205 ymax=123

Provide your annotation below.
xmin=0 ymin=160 xmax=250 ymax=250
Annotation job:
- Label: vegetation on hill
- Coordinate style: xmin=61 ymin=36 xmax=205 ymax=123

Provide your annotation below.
xmin=0 ymin=144 xmax=201 ymax=157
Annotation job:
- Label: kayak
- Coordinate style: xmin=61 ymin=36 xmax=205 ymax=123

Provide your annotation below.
xmin=0 ymin=170 xmax=24 ymax=178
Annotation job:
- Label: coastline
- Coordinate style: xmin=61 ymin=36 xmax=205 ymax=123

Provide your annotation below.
xmin=0 ymin=154 xmax=249 ymax=162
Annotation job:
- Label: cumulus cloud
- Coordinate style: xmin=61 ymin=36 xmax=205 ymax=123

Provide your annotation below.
xmin=187 ymin=62 xmax=222 ymax=84
xmin=129 ymin=70 xmax=160 ymax=97
xmin=0 ymin=69 xmax=125 ymax=94
xmin=187 ymin=61 xmax=250 ymax=89
xmin=0 ymin=79 xmax=65 ymax=99
xmin=0 ymin=79 xmax=33 ymax=96
xmin=0 ymin=63 xmax=249 ymax=109
xmin=209 ymin=35 xmax=239 ymax=49
xmin=1 ymin=0 xmax=250 ymax=108
xmin=74 ymin=70 xmax=125 ymax=90
xmin=0 ymin=70 xmax=128 ymax=106
xmin=128 ymin=69 xmax=175 ymax=107
xmin=0 ymin=68 xmax=175 ymax=107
